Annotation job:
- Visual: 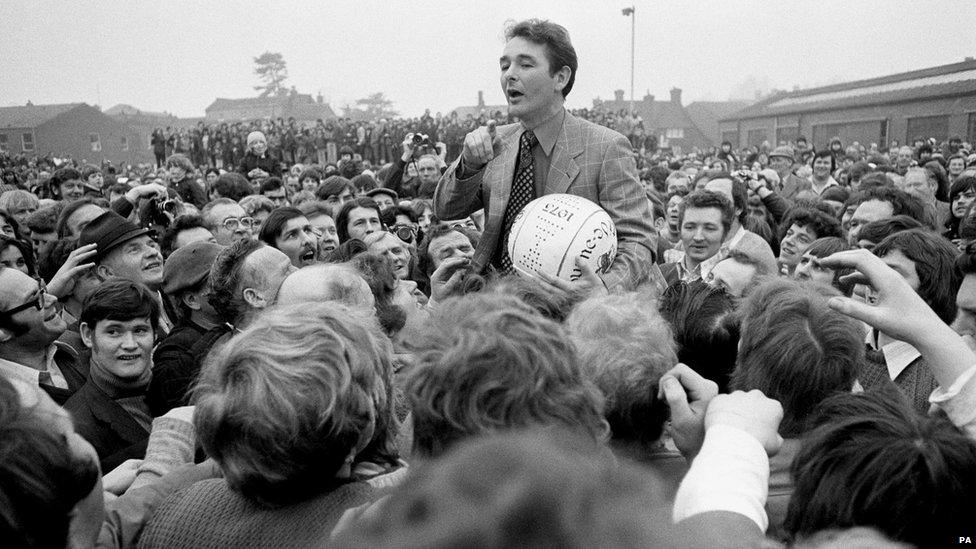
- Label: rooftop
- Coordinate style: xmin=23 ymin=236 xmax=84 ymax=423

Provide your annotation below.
xmin=0 ymin=103 xmax=84 ymax=129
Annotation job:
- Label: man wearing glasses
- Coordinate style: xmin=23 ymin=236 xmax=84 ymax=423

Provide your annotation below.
xmin=201 ymin=198 xmax=256 ymax=246
xmin=0 ymin=267 xmax=85 ymax=405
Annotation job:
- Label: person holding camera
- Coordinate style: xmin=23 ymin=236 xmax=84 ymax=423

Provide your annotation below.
xmin=164 ymin=154 xmax=206 ymax=210
xmin=382 ymin=132 xmax=446 ymax=200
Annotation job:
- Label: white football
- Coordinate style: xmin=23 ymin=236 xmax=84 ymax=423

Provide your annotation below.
xmin=507 ymin=193 xmax=617 ymax=281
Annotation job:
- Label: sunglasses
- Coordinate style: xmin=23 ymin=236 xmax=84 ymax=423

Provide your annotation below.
xmin=390 ymin=224 xmax=417 ymax=243
xmin=0 ymin=281 xmax=47 ymax=318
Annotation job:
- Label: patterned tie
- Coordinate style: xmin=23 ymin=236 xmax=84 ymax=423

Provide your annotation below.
xmin=498 ymin=130 xmax=538 ymax=272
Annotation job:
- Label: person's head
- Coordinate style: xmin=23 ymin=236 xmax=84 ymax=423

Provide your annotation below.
xmin=208 ymin=240 xmax=295 ymax=326
xmin=24 ymin=206 xmax=59 ymax=259
xmin=258 ymin=207 xmax=318 ymax=268
xmin=705 ymin=248 xmax=768 ymax=297
xmin=665 ymin=171 xmax=691 ymax=196
xmin=872 ymin=228 xmax=961 ymax=325
xmin=811 ymin=150 xmax=835 ymax=181
xmin=350 ymin=173 xmax=378 ymax=195
xmin=731 ymin=279 xmax=862 ymax=437
xmin=948 ymin=153 xmax=967 ymax=177
xmin=785 ymin=390 xmax=976 ymax=547
xmin=501 ymin=19 xmax=577 ymax=124
xmin=848 ymin=187 xmax=928 ymax=244
xmin=210 ymin=172 xmax=252 ymax=202
xmin=158 ymin=215 xmax=215 ymax=258
xmin=414 ymin=154 xmax=440 ymax=188
xmin=237 ymin=195 xmax=275 ymax=235
xmin=205 ymin=167 xmax=220 ymax=187
xmin=900 ymin=166 xmax=936 ymax=201
xmin=949 ymin=175 xmax=976 ymax=220
xmin=48 ymin=168 xmax=85 ymax=202
xmin=338 ymin=429 xmax=673 ymax=548
xmin=405 ymin=294 xmax=605 ymax=458
xmin=79 ymin=280 xmax=158 ymax=383
xmin=768 ymin=147 xmax=795 ymax=175
xmin=566 ymin=292 xmax=675 ymax=448
xmin=417 ymin=222 xmax=478 ymax=275
xmin=259 ymin=177 xmax=289 ymax=207
xmin=335 ymin=197 xmax=383 ymax=242
xmin=703 ymin=174 xmax=747 ymax=226
xmin=819 ymin=185 xmax=849 ymax=218
xmin=0 ymin=190 xmax=39 ymax=226
xmin=0 ymin=267 xmax=66 ymax=348
xmin=202 ymin=198 xmax=254 ymax=246
xmin=298 ymin=167 xmax=323 ymax=193
xmin=77 ymin=211 xmax=164 ymax=289
xmin=678 ymin=190 xmax=733 ymax=266
xmin=164 ymin=153 xmax=194 ymax=182
xmin=366 ymin=188 xmax=397 ymax=211
xmin=658 ymin=281 xmax=739 ymax=392
xmin=896 ymin=145 xmax=914 ymax=168
xmin=0 ymin=376 xmax=102 ymax=548
xmin=855 ymin=215 xmax=925 ymax=250
xmin=162 ymin=240 xmax=223 ymax=324
xmin=0 ymin=236 xmax=35 ymax=277
xmin=56 ymin=197 xmax=107 ymax=239
xmin=245 ymin=131 xmax=268 ymax=155
xmin=793 ymin=237 xmax=855 ymax=296
xmin=314 ymin=175 xmax=355 ymax=211
xmin=778 ymin=208 xmax=843 ymax=271
xmin=194 ymin=302 xmax=390 ymax=507
xmin=364 ymin=232 xmax=411 ymax=280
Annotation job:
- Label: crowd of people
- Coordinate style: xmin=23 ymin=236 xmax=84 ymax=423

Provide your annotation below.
xmin=4 ymin=18 xmax=976 ymax=549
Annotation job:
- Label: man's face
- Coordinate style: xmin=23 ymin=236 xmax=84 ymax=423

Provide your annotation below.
xmin=417 ymin=158 xmax=440 ymax=186
xmin=173 ymin=227 xmax=217 ymax=252
xmin=67 ymin=205 xmax=106 ymax=238
xmin=207 ymin=203 xmax=252 ymax=246
xmin=99 ymin=235 xmax=165 ymax=288
xmin=949 ymin=158 xmax=966 ymax=176
xmin=59 ymin=179 xmax=86 ymax=202
xmin=896 ymin=147 xmax=913 ymax=168
xmin=82 ymin=318 xmax=154 ymax=381
xmin=848 ymin=199 xmax=894 ymax=244
xmin=667 ymin=177 xmax=690 ymax=195
xmin=285 ymin=175 xmax=300 ymax=194
xmin=878 ymin=248 xmax=921 ymax=292
xmin=793 ymin=252 xmax=836 ymax=287
xmin=0 ymin=270 xmax=65 ymax=345
xmin=812 ymin=156 xmax=833 ymax=180
xmin=680 ymin=207 xmax=726 ymax=263
xmin=368 ymin=234 xmax=411 ymax=279
xmin=308 ymin=214 xmax=339 ymax=256
xmin=300 ymin=177 xmax=319 ymax=193
xmin=243 ymin=246 xmax=296 ymax=307
xmin=953 ymin=187 xmax=976 ymax=219
xmin=8 ymin=203 xmax=36 ymax=226
xmin=372 ymin=193 xmax=395 ymax=211
xmin=324 ymin=188 xmax=353 ymax=211
xmin=779 ymin=223 xmax=818 ymax=269
xmin=769 ymin=156 xmax=791 ymax=174
xmin=706 ymin=258 xmax=756 ymax=297
xmin=428 ymin=231 xmax=474 ymax=270
xmin=951 ymin=273 xmax=976 ymax=339
xmin=902 ymin=171 xmax=935 ymax=201
xmin=167 ymin=166 xmax=186 ymax=182
xmin=666 ymin=195 xmax=683 ymax=230
xmin=263 ymin=188 xmax=288 ymax=207
xmin=499 ymin=37 xmax=566 ymax=122
xmin=275 ymin=215 xmax=318 ymax=268
xmin=347 ymin=207 xmax=382 ymax=241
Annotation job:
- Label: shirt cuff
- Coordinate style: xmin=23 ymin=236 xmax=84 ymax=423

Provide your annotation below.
xmin=672 ymin=424 xmax=770 ymax=532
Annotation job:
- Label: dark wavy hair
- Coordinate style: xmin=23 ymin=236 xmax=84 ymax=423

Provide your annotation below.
xmin=873 ymin=228 xmax=961 ymax=325
xmin=505 ymin=19 xmax=578 ymax=97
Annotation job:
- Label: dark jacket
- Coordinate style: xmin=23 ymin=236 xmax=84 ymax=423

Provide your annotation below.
xmin=63 ymin=378 xmax=150 ymax=471
xmin=170 ymin=177 xmax=207 ymax=209
xmin=238 ymin=151 xmax=281 ymax=179
xmin=147 ymin=320 xmax=210 ymax=416
xmin=38 ymin=341 xmax=87 ymax=406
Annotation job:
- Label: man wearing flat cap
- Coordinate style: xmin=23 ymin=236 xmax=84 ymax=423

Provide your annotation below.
xmin=768 ymin=146 xmax=810 ymax=201
xmin=78 ymin=211 xmax=174 ymax=334
xmin=148 ymin=240 xmax=224 ymax=415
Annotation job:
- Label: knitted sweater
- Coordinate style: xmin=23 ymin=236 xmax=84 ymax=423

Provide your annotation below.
xmin=138 ymin=478 xmax=373 ymax=548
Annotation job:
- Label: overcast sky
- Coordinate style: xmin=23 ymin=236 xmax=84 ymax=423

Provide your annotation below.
xmin=3 ymin=0 xmax=974 ymax=118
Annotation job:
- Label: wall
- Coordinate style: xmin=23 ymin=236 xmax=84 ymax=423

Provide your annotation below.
xmin=35 ymin=105 xmax=151 ymax=167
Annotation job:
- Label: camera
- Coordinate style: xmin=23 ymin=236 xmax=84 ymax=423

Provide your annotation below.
xmin=411 ymin=133 xmax=434 ymax=156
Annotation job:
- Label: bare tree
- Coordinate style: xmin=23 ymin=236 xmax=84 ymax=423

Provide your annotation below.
xmin=254 ymin=52 xmax=288 ymax=98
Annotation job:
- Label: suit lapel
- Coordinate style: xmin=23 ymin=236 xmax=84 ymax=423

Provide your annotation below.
xmin=545 ymin=113 xmax=582 ymax=195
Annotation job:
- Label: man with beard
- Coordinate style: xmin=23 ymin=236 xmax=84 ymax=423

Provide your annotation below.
xmin=258 ymin=207 xmax=319 ymax=268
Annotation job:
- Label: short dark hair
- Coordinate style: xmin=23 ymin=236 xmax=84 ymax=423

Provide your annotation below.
xmin=259 ymin=177 xmax=285 ymax=194
xmin=803 ymin=237 xmax=855 ymax=296
xmin=857 ymin=215 xmax=925 ymax=247
xmin=658 ymin=281 xmax=739 ymax=392
xmin=334 ymin=197 xmax=381 ymax=243
xmin=0 ymin=377 xmax=100 ymax=548
xmin=779 ymin=207 xmax=843 ymax=243
xmin=296 ymin=200 xmax=333 ymax=219
xmin=297 ymin=167 xmax=323 ymax=186
xmin=873 ymin=228 xmax=961 ymax=324
xmin=812 ymin=149 xmax=836 ymax=172
xmin=79 ymin=278 xmax=160 ymax=334
xmin=859 ymin=186 xmax=929 ymax=227
xmin=208 ymin=239 xmax=264 ymax=324
xmin=505 ymin=19 xmax=578 ymax=98
xmin=0 ymin=236 xmax=36 ymax=278
xmin=159 ymin=215 xmax=208 ymax=258
xmin=730 ymin=279 xmax=862 ymax=437
xmin=211 ymin=173 xmax=251 ymax=202
xmin=258 ymin=207 xmax=304 ymax=246
xmin=314 ymin=176 xmax=354 ymax=201
xmin=949 ymin=175 xmax=976 ymax=211
xmin=785 ymin=390 xmax=976 ymax=547
xmin=48 ymin=167 xmax=82 ymax=197
xmin=677 ymin=190 xmax=734 ymax=236
xmin=819 ymin=185 xmax=850 ymax=204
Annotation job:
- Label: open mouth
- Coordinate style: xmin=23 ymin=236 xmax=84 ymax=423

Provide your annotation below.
xmin=321 ymin=243 xmax=336 ymax=253
xmin=300 ymin=250 xmax=316 ymax=263
xmin=144 ymin=261 xmax=162 ymax=271
xmin=506 ymin=89 xmax=524 ymax=101
xmin=117 ymin=354 xmax=141 ymax=361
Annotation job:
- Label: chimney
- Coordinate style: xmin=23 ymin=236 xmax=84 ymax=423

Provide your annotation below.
xmin=316 ymin=93 xmax=323 ymax=104
xmin=967 ymin=56 xmax=975 ymax=62
xmin=477 ymin=91 xmax=485 ymax=107
xmin=669 ymin=88 xmax=682 ymax=105
xmin=643 ymin=90 xmax=654 ymax=103
xmin=614 ymin=89 xmax=625 ymax=102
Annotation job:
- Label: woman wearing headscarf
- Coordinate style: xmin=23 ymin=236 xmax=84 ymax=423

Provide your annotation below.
xmin=238 ymin=130 xmax=282 ymax=181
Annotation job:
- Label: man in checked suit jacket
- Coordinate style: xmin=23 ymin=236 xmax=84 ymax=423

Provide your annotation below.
xmin=434 ymin=19 xmax=658 ymax=292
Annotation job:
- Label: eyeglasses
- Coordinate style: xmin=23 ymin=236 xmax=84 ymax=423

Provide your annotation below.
xmin=0 ymin=281 xmax=46 ymax=317
xmin=390 ymin=224 xmax=417 ymax=243
xmin=221 ymin=217 xmax=255 ymax=231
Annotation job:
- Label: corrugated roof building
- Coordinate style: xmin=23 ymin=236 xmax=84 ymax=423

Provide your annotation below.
xmin=205 ymin=91 xmax=337 ymax=122
xmin=718 ymin=58 xmax=976 ymax=149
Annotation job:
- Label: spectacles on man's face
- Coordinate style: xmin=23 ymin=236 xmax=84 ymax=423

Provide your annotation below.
xmin=221 ymin=217 xmax=255 ymax=231
xmin=390 ymin=224 xmax=417 ymax=243
xmin=0 ymin=281 xmax=46 ymax=318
